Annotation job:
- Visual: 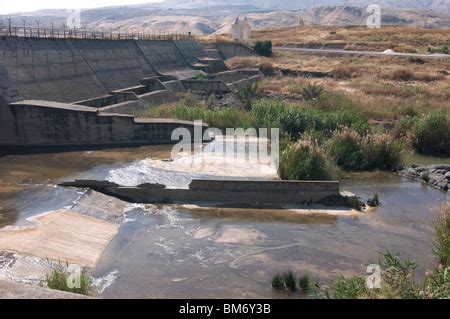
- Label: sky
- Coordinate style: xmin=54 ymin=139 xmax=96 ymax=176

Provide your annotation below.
xmin=0 ymin=0 xmax=162 ymax=15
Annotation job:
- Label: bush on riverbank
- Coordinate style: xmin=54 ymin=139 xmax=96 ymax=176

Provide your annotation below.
xmin=410 ymin=110 xmax=450 ymax=156
xmin=282 ymin=127 xmax=403 ymax=175
xmin=362 ymin=133 xmax=404 ymax=170
xmin=280 ymin=105 xmax=369 ymax=139
xmin=278 ymin=140 xmax=338 ymax=181
xmin=43 ymin=263 xmax=93 ymax=296
xmin=326 ymin=128 xmax=367 ymax=171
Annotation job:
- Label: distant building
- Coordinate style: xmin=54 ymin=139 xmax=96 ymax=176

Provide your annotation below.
xmin=231 ymin=17 xmax=251 ymax=44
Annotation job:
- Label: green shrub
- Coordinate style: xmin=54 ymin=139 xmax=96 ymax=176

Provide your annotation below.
xmin=410 ymin=110 xmax=450 ymax=155
xmin=362 ymin=133 xmax=404 ymax=170
xmin=323 ymin=109 xmax=370 ymax=134
xmin=326 ymin=129 xmax=367 ymax=171
xmin=378 ymin=251 xmax=419 ymax=299
xmin=249 ymin=99 xmax=284 ymax=129
xmin=278 ymin=140 xmax=338 ymax=181
xmin=195 ymin=73 xmax=208 ymax=80
xmin=44 ymin=263 xmax=92 ymax=296
xmin=393 ymin=115 xmax=418 ymax=138
xmin=271 ymin=274 xmax=285 ymax=291
xmin=298 ymin=274 xmax=312 ymax=292
xmin=280 ymin=106 xmax=369 ymax=139
xmin=302 ymin=83 xmax=325 ymax=100
xmin=205 ymin=107 xmax=251 ymax=131
xmin=442 ymin=45 xmax=449 ymax=54
xmin=334 ymin=276 xmax=369 ymax=299
xmin=280 ymin=106 xmax=322 ymax=138
xmin=400 ymin=105 xmax=419 ymax=117
xmin=282 ymin=271 xmax=297 ymax=292
xmin=254 ymin=40 xmax=273 ymax=57
xmin=433 ymin=202 xmax=449 ymax=267
xmin=237 ymin=82 xmax=260 ymax=110
xmin=170 ymin=104 xmax=207 ymax=121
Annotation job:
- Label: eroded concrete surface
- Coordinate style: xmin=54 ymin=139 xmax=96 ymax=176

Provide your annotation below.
xmin=0 ymin=141 xmax=448 ymax=298
xmin=0 ymin=210 xmax=119 ymax=268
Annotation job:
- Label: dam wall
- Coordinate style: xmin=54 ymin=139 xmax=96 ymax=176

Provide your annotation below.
xmin=174 ymin=40 xmax=227 ymax=73
xmin=135 ymin=40 xmax=201 ymax=80
xmin=0 ymin=62 xmax=22 ymax=145
xmin=0 ymin=37 xmax=262 ymax=151
xmin=71 ymin=39 xmax=157 ymax=92
xmin=0 ymin=37 xmax=257 ymax=106
xmin=0 ymin=37 xmax=109 ymax=103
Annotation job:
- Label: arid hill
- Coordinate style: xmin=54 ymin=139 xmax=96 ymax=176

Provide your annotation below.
xmin=1 ymin=4 xmax=449 ymax=36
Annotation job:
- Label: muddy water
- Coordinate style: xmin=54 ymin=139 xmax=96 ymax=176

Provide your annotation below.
xmin=0 ymin=145 xmax=448 ymax=298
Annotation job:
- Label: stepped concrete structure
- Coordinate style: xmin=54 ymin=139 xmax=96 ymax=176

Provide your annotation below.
xmin=0 ymin=36 xmax=260 ymax=152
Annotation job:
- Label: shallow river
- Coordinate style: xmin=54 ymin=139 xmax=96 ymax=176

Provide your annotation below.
xmin=0 ymin=144 xmax=448 ymax=298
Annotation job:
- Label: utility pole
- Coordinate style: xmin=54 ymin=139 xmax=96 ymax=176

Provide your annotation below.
xmin=7 ymin=17 xmax=12 ymax=36
xmin=35 ymin=19 xmax=40 ymax=37
xmin=21 ymin=18 xmax=26 ymax=37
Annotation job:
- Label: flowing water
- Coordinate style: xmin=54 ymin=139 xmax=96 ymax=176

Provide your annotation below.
xmin=0 ymin=143 xmax=448 ymax=298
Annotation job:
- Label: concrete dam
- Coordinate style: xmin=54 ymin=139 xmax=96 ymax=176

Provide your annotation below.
xmin=0 ymin=36 xmax=260 ymax=152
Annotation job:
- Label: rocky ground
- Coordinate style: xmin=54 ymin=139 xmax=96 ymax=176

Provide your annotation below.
xmin=399 ymin=165 xmax=450 ymax=192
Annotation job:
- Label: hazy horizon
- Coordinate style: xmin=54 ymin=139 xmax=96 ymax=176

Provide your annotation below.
xmin=0 ymin=0 xmax=163 ymax=15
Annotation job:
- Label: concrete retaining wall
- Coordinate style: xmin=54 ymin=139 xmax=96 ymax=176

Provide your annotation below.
xmin=210 ymin=69 xmax=262 ymax=84
xmin=181 ymin=79 xmax=231 ymax=94
xmin=100 ymin=90 xmax=177 ymax=114
xmin=1 ymin=100 xmax=207 ymax=148
xmin=216 ymin=42 xmax=256 ymax=60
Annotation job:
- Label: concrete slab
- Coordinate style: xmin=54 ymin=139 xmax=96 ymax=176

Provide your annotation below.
xmin=0 ymin=210 xmax=119 ymax=268
xmin=0 ymin=279 xmax=90 ymax=299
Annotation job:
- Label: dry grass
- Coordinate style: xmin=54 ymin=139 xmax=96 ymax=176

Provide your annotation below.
xmin=251 ymin=26 xmax=450 ymax=54
xmin=251 ymin=44 xmax=449 ymax=120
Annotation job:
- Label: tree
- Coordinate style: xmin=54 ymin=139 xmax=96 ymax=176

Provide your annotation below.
xmin=254 ymin=40 xmax=273 ymax=57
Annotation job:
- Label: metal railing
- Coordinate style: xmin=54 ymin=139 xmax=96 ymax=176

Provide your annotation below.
xmin=0 ymin=25 xmax=194 ymax=41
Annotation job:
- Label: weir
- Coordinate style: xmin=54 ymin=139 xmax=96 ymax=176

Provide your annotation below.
xmin=59 ymin=179 xmax=345 ymax=207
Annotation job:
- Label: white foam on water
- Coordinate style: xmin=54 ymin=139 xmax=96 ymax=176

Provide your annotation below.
xmin=0 ymin=253 xmax=53 ymax=285
xmin=92 ymin=270 xmax=119 ymax=294
xmin=106 ymin=136 xmax=278 ymax=188
xmin=63 ymin=190 xmax=88 ymax=210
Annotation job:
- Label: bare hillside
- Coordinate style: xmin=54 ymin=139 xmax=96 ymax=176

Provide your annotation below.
xmin=1 ymin=4 xmax=449 ymax=36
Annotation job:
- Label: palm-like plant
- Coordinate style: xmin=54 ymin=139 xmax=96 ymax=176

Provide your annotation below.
xmin=302 ymin=83 xmax=325 ymax=100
